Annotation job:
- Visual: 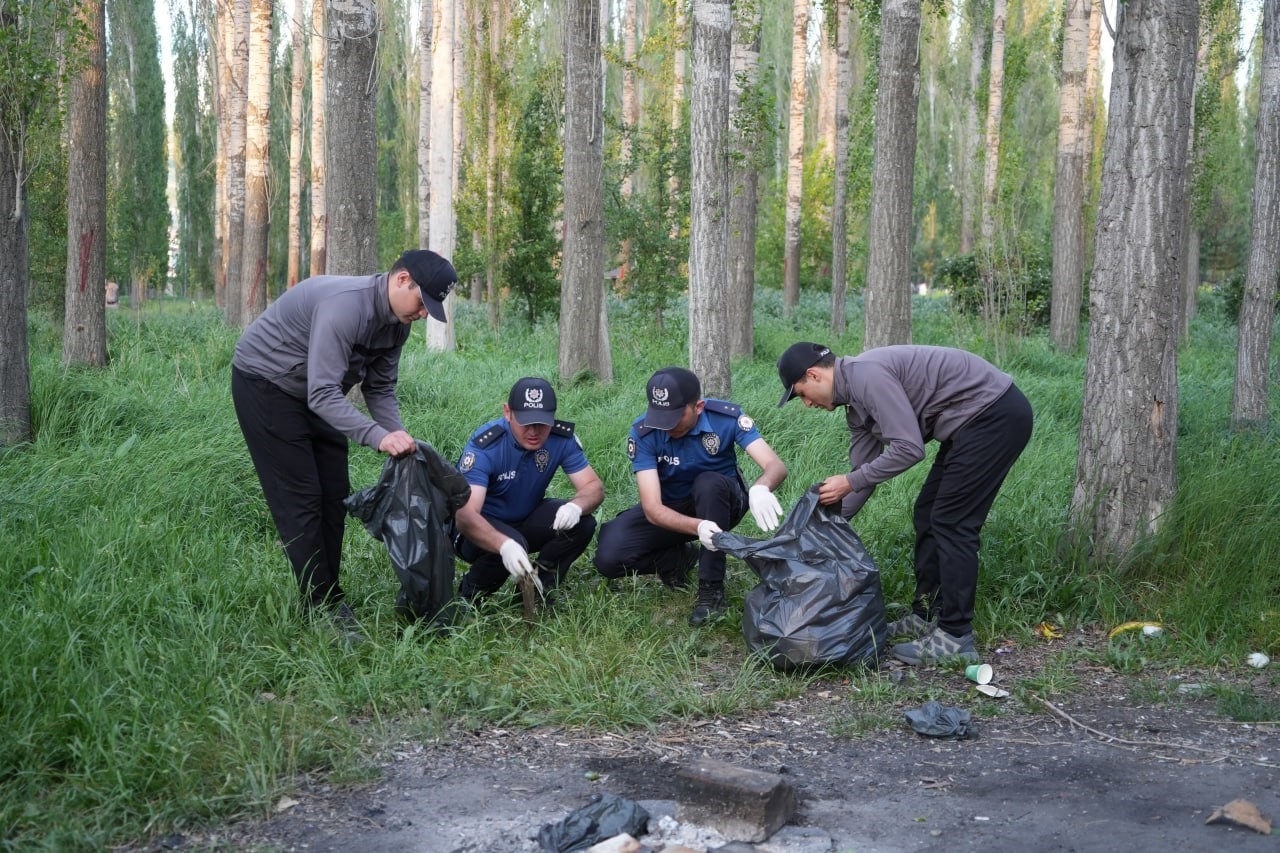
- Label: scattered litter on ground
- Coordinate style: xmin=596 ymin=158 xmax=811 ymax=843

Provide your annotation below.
xmin=1205 ymin=799 xmax=1272 ymax=835
xmin=1107 ymin=620 xmax=1163 ymax=639
xmin=1246 ymin=652 xmax=1269 ymax=669
xmin=904 ymin=701 xmax=973 ymax=739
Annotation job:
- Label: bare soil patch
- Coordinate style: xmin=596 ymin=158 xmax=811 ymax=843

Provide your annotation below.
xmin=147 ymin=629 xmax=1278 ymax=852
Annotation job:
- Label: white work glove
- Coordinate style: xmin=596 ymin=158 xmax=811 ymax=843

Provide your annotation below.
xmin=499 ymin=538 xmax=542 ymax=594
xmin=552 ymin=501 xmax=583 ymax=531
xmin=697 ymin=520 xmax=722 ymax=551
xmin=748 ymin=485 xmax=783 ymax=532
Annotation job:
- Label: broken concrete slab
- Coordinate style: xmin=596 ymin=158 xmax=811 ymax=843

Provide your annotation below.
xmin=675 ymin=758 xmax=796 ymax=842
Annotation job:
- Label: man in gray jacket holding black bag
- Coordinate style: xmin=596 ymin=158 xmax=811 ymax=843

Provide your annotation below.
xmin=776 ymin=342 xmax=1033 ymax=665
xmin=231 ymin=250 xmax=457 ymax=629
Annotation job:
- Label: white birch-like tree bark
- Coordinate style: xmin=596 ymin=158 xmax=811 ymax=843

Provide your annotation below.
xmin=63 ymin=0 xmax=107 ymax=367
xmin=223 ymin=0 xmax=250 ymax=326
xmin=781 ymin=0 xmax=809 ymax=316
xmin=1232 ymin=0 xmax=1280 ymax=429
xmin=688 ymin=0 xmax=732 ymax=397
xmin=1072 ymin=0 xmax=1198 ymax=559
xmin=309 ymin=0 xmax=327 ymax=276
xmin=959 ymin=0 xmax=985 ymax=255
xmin=417 ymin=0 xmax=432 ymax=250
xmin=863 ymin=0 xmax=921 ymax=349
xmin=980 ymin=0 xmax=1006 ymax=247
xmin=1050 ymin=0 xmax=1090 ymax=352
xmin=427 ymin=0 xmax=456 ymax=351
xmin=286 ymin=0 xmax=305 ymax=287
xmin=240 ymin=0 xmax=271 ymax=325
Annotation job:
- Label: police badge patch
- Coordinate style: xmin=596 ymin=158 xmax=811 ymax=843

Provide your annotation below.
xmin=460 ymin=451 xmax=476 ymax=472
xmin=626 ymin=437 xmax=637 ymax=460
xmin=701 ymin=432 xmax=721 ymax=455
xmin=738 ymin=414 xmax=754 ymax=431
xmin=534 ymin=449 xmax=550 ymax=472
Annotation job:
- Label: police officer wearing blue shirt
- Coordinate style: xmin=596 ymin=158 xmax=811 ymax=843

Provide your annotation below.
xmin=453 ymin=377 xmax=605 ymax=605
xmin=594 ymin=367 xmax=788 ymax=626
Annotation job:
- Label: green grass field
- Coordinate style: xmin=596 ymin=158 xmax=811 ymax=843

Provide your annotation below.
xmin=2 ymin=289 xmax=1276 ymax=848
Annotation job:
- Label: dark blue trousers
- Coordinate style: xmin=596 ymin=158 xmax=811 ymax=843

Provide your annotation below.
xmin=454 ymin=498 xmax=597 ymax=598
xmin=593 ymin=471 xmax=746 ymax=586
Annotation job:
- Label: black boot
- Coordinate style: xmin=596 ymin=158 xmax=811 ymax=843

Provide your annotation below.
xmin=689 ymin=583 xmax=727 ymax=627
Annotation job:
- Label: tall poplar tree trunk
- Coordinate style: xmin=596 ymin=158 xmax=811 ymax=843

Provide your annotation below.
xmin=428 ymin=0 xmax=456 ymax=350
xmin=863 ymin=0 xmax=921 ymax=349
xmin=688 ymin=0 xmax=732 ymax=397
xmin=980 ymin=0 xmax=1006 ymax=247
xmin=309 ymin=0 xmax=328 ymax=276
xmin=0 ymin=145 xmax=31 ymax=445
xmin=1050 ymin=0 xmax=1090 ymax=352
xmin=727 ymin=0 xmax=762 ymax=357
xmin=668 ymin=0 xmax=686 ymax=209
xmin=959 ymin=0 xmax=985 ymax=255
xmin=830 ymin=0 xmax=853 ymax=336
xmin=223 ymin=0 xmax=249 ymax=326
xmin=326 ymin=0 xmax=378 ymax=276
xmin=240 ymin=0 xmax=271 ymax=324
xmin=559 ymin=0 xmax=612 ymax=383
xmin=1232 ymin=0 xmax=1280 ymax=429
xmin=781 ymin=0 xmax=809 ymax=316
xmin=64 ymin=0 xmax=108 ymax=367
xmin=417 ymin=0 xmax=432 ymax=250
xmin=1072 ymin=0 xmax=1198 ymax=559
xmin=212 ymin=0 xmax=229 ymax=308
xmin=484 ymin=0 xmax=502 ymax=330
xmin=618 ymin=0 xmax=637 ymax=282
xmin=817 ymin=16 xmax=836 ymax=154
xmin=286 ymin=0 xmax=305 ymax=286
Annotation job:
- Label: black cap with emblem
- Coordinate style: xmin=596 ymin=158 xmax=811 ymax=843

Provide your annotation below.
xmin=507 ymin=377 xmax=557 ymax=426
xmin=644 ymin=366 xmax=700 ymax=431
xmin=776 ymin=342 xmax=832 ymax=407
xmin=393 ymin=249 xmax=457 ymax=323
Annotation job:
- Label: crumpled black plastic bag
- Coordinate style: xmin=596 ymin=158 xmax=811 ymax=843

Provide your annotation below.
xmin=344 ymin=440 xmax=471 ymax=625
xmin=715 ymin=485 xmax=888 ymax=670
xmin=904 ymin=700 xmax=973 ymax=739
xmin=536 ymin=793 xmax=650 ymax=852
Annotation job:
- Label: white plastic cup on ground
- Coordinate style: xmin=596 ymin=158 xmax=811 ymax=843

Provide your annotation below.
xmin=1246 ymin=652 xmax=1269 ymax=668
xmin=965 ymin=663 xmax=993 ymax=685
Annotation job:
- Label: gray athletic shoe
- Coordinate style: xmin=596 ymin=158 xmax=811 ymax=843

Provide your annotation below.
xmin=892 ymin=626 xmax=978 ymax=665
xmin=886 ymin=612 xmax=935 ymax=640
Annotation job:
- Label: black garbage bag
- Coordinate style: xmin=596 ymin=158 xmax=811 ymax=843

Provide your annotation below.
xmin=715 ymin=485 xmax=888 ymax=670
xmin=344 ymin=440 xmax=471 ymax=625
xmin=904 ymin=700 xmax=973 ymax=739
xmin=536 ymin=793 xmax=650 ymax=852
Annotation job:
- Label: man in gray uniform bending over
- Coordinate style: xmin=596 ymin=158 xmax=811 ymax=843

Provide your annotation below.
xmin=231 ymin=250 xmax=457 ymax=627
xmin=777 ymin=342 xmax=1033 ymax=665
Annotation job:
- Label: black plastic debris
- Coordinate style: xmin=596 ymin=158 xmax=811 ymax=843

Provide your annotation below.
xmin=716 ymin=486 xmax=888 ymax=670
xmin=904 ymin=700 xmax=973 ymax=739
xmin=344 ymin=440 xmax=471 ymax=625
xmin=536 ymin=793 xmax=650 ymax=852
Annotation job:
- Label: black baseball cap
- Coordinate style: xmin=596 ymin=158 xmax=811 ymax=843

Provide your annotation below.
xmin=394 ymin=249 xmax=458 ymax=323
xmin=643 ymin=367 xmax=701 ymax=430
xmin=777 ymin=342 xmax=832 ymax=407
xmin=507 ymin=377 xmax=557 ymax=426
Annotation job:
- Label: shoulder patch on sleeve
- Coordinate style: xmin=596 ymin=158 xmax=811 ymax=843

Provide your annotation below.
xmin=626 ymin=436 xmax=637 ymax=460
xmin=473 ymin=424 xmax=507 ymax=448
xmin=459 ymin=450 xmax=477 ymax=472
xmin=703 ymin=399 xmax=742 ymax=418
xmin=737 ymin=413 xmax=754 ymax=431
xmin=551 ymin=419 xmax=575 ymax=438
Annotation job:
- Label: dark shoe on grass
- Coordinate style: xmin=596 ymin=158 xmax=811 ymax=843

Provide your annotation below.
xmin=658 ymin=542 xmax=699 ymax=591
xmin=892 ymin=626 xmax=977 ymax=665
xmin=886 ymin=612 xmax=935 ymax=640
xmin=688 ymin=584 xmax=727 ymax=627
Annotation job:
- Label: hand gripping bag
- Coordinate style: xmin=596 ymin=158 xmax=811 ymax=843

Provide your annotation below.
xmin=345 ymin=440 xmax=471 ymax=626
xmin=715 ymin=485 xmax=888 ymax=670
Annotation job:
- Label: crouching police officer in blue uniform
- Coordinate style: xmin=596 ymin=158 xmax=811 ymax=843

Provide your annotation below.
xmin=593 ymin=367 xmax=788 ymax=626
xmin=452 ymin=377 xmax=605 ymax=606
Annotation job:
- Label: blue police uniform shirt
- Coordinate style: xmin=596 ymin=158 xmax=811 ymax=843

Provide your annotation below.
xmin=627 ymin=399 xmax=762 ymax=504
xmin=458 ymin=417 xmax=590 ymax=524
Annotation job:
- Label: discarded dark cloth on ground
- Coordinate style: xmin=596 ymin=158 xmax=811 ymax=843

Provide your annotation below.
xmin=537 ymin=793 xmax=650 ymax=852
xmin=904 ymin=700 xmax=973 ymax=739
xmin=345 ymin=440 xmax=471 ymax=625
xmin=715 ymin=486 xmax=888 ymax=670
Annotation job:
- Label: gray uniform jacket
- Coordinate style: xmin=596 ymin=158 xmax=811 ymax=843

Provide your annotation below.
xmin=232 ymin=273 xmax=410 ymax=450
xmin=832 ymin=346 xmax=1012 ymax=516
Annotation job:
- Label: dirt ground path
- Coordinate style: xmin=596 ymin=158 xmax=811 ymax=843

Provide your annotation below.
xmin=151 ymin=631 xmax=1278 ymax=853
